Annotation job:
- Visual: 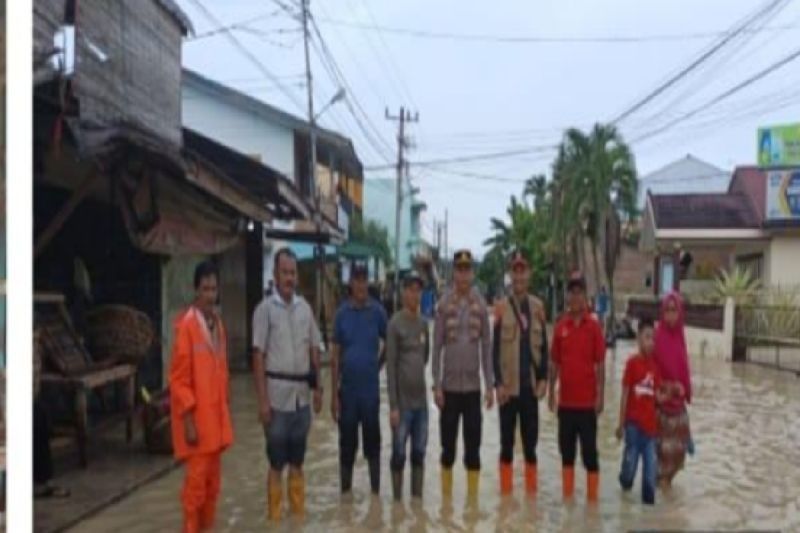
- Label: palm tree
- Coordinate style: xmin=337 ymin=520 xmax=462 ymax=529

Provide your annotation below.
xmin=559 ymin=123 xmax=638 ymax=325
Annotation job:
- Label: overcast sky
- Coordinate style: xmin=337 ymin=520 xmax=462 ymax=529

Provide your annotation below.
xmin=177 ymin=0 xmax=800 ymax=257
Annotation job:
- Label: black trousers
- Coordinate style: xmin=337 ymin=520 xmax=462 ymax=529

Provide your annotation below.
xmin=558 ymin=408 xmax=599 ymax=471
xmin=439 ymin=391 xmax=482 ymax=470
xmin=499 ymin=387 xmax=539 ymax=464
xmin=34 ymin=399 xmax=53 ymax=484
xmin=339 ymin=392 xmax=381 ymax=468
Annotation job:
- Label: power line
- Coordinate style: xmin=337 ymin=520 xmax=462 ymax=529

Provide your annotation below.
xmin=308 ymin=34 xmax=393 ymax=163
xmin=185 ymin=9 xmax=284 ymax=41
xmin=364 ymin=144 xmax=557 ymax=170
xmin=307 ymin=13 xmax=396 ymax=163
xmin=628 ymin=1 xmax=791 ymax=132
xmin=186 ymin=0 xmax=306 ymax=114
xmin=610 ymin=0 xmax=788 ymax=125
xmin=631 ymin=45 xmax=800 ymax=145
xmin=312 ymin=15 xmax=797 ymax=44
xmin=309 ymin=5 xmax=396 ymax=154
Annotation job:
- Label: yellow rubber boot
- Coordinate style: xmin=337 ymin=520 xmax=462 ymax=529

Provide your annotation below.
xmin=441 ymin=467 xmax=453 ymax=498
xmin=467 ymin=469 xmax=480 ymax=498
xmin=288 ymin=470 xmax=305 ymax=517
xmin=267 ymin=471 xmax=283 ymax=521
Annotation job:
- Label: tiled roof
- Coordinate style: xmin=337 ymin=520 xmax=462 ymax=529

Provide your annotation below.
xmin=650 ymin=192 xmax=761 ymax=229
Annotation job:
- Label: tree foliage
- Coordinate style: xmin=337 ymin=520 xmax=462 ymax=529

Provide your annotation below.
xmin=349 ymin=216 xmax=393 ymax=267
xmin=483 ymin=123 xmax=638 ymax=316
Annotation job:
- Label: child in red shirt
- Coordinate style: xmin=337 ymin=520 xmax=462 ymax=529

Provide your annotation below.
xmin=615 ymin=318 xmax=673 ymax=505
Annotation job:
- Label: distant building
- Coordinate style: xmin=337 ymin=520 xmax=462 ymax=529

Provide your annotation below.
xmin=610 ymin=155 xmax=731 ymax=309
xmin=641 ymin=166 xmax=800 ymax=295
xmin=181 ymin=68 xmax=364 ymax=287
xmin=638 ymin=154 xmax=729 ymax=209
xmin=363 ymin=178 xmax=430 ymax=272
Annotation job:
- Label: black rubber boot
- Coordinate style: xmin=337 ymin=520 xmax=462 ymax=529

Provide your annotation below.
xmin=368 ymin=458 xmax=381 ymax=495
xmin=340 ymin=465 xmax=353 ymax=494
xmin=411 ymin=466 xmax=424 ymax=498
xmin=391 ymin=469 xmax=403 ymax=501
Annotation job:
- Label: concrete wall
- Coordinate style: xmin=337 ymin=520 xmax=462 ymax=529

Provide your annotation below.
xmin=685 ymin=297 xmax=735 ymax=361
xmin=161 ymin=254 xmax=207 ymax=381
xmin=768 ymin=236 xmax=800 ymax=286
xmin=613 ymin=242 xmax=652 ymax=298
xmin=182 ymin=83 xmax=296 ymax=179
xmin=219 ymin=239 xmax=249 ymax=370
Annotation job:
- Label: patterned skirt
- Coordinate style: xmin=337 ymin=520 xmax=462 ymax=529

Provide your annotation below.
xmin=657 ymin=408 xmax=690 ymax=482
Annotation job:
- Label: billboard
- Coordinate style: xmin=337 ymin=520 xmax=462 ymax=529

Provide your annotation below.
xmin=758 ymin=124 xmax=800 ymax=167
xmin=766 ymin=169 xmax=800 ymax=220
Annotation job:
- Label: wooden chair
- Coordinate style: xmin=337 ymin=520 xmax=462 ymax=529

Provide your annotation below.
xmin=35 ymin=293 xmax=136 ymax=468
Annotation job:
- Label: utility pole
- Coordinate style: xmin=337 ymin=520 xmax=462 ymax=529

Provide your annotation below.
xmin=444 ymin=209 xmax=449 ymax=279
xmin=301 ymin=0 xmax=323 ymax=326
xmin=386 ymin=106 xmax=419 ymax=312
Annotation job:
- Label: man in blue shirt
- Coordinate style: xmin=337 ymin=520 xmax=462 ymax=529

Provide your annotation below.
xmin=331 ymin=259 xmax=388 ymax=495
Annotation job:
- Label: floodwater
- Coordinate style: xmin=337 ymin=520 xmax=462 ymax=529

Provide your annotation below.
xmin=76 ymin=340 xmax=800 ymax=532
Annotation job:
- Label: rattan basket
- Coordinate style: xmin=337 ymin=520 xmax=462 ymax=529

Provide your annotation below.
xmin=86 ymin=305 xmax=155 ymax=365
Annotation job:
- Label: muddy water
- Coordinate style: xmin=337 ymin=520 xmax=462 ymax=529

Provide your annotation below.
xmin=77 ymin=340 xmax=800 ymax=532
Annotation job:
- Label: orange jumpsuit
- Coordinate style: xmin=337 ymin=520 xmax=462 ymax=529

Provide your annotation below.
xmin=170 ymin=307 xmax=234 ymax=533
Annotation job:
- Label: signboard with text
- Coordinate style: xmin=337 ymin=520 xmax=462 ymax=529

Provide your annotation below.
xmin=758 ymin=124 xmax=800 ymax=167
xmin=766 ymin=169 xmax=800 ymax=221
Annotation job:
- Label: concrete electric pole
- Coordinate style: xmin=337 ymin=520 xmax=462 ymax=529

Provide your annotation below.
xmin=385 ymin=106 xmax=419 ymax=312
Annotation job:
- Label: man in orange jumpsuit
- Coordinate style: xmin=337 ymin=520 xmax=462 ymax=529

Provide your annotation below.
xmin=170 ymin=261 xmax=234 ymax=532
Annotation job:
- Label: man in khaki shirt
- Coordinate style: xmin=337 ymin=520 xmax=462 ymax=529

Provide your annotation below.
xmin=252 ymin=248 xmax=322 ymax=521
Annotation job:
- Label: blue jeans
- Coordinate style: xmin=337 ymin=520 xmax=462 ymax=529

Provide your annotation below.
xmin=391 ymin=408 xmax=428 ymax=471
xmin=619 ymin=423 xmax=657 ymax=504
xmin=264 ymin=405 xmax=311 ymax=470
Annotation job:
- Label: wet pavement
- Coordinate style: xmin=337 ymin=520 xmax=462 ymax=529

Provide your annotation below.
xmin=74 ymin=340 xmax=800 ymax=532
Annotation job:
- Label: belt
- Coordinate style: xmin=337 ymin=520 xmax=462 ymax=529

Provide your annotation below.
xmin=266 ymin=370 xmax=318 ymax=389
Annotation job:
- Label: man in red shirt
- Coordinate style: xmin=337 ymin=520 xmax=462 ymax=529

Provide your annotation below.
xmin=615 ymin=318 xmax=670 ymax=505
xmin=548 ymin=272 xmax=605 ymax=502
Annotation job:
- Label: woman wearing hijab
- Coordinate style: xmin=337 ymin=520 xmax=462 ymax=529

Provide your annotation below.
xmin=653 ymin=292 xmax=693 ymax=488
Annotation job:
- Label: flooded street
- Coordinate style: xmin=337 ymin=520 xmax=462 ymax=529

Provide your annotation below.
xmin=77 ymin=340 xmax=800 ymax=532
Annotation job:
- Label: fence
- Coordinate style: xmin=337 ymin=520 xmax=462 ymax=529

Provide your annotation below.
xmin=627 ymin=297 xmax=733 ymax=360
xmin=734 ymin=305 xmax=800 ymax=373
xmin=627 ymin=299 xmax=725 ymax=330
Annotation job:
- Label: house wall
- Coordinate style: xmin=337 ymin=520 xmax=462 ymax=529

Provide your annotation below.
xmin=768 ymin=235 xmax=800 ymax=287
xmin=219 ymin=238 xmax=249 ymax=370
xmin=160 ymin=253 xmax=206 ymax=381
xmin=364 ymin=178 xmax=415 ymax=271
xmin=74 ymin=0 xmax=184 ymax=146
xmin=182 ymin=83 xmax=296 ymax=179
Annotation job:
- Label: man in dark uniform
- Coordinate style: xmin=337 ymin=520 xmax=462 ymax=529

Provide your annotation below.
xmin=330 ymin=259 xmax=388 ymax=495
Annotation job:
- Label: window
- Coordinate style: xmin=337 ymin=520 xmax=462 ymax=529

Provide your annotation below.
xmin=736 ymin=253 xmax=764 ymax=282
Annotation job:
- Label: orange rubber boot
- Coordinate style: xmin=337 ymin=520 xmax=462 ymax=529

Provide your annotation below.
xmin=524 ymin=462 xmax=537 ymax=494
xmin=587 ymin=471 xmax=599 ymax=503
xmin=499 ymin=462 xmax=513 ymax=495
xmin=562 ymin=466 xmax=575 ymax=500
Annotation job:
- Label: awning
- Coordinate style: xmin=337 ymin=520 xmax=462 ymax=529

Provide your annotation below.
xmin=34 ymin=108 xmax=264 ymax=255
xmin=183 ymin=128 xmax=311 ymax=221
